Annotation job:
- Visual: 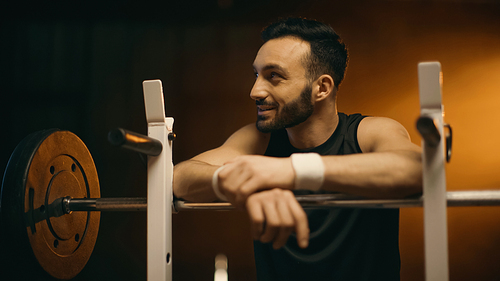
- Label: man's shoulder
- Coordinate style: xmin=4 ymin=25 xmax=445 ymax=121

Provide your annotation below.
xmin=357 ymin=116 xmax=413 ymax=153
xmin=358 ymin=116 xmax=405 ymax=130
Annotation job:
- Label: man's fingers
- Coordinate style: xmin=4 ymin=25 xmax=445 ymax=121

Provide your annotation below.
xmin=218 ymin=156 xmax=296 ymax=208
xmin=246 ymin=189 xmax=310 ymax=250
xmin=287 ymin=195 xmax=310 ymax=249
xmin=259 ymin=199 xmax=280 ymax=244
xmin=272 ymin=198 xmax=295 ymax=249
xmin=218 ymin=163 xmax=251 ymax=204
xmin=235 ymin=177 xmax=264 ymax=208
xmin=246 ymin=197 xmax=265 ymax=240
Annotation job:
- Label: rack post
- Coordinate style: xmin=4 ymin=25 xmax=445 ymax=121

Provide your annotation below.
xmin=143 ymin=80 xmax=174 ymax=281
xmin=418 ymin=62 xmax=449 ymax=281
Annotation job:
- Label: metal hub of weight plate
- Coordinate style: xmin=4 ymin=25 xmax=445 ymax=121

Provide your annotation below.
xmin=1 ymin=129 xmax=100 ymax=280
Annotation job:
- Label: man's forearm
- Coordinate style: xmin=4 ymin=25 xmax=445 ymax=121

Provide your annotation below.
xmin=321 ymin=150 xmax=422 ymax=198
xmin=173 ymin=160 xmax=220 ymax=202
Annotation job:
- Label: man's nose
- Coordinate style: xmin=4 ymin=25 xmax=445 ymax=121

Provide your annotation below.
xmin=250 ymin=78 xmax=268 ymax=101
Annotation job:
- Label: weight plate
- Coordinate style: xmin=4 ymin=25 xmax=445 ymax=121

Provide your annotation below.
xmin=1 ymin=130 xmax=100 ymax=280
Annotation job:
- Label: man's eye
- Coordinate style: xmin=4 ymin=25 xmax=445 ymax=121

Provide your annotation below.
xmin=270 ymin=72 xmax=281 ymax=79
xmin=254 ymin=72 xmax=259 ymax=78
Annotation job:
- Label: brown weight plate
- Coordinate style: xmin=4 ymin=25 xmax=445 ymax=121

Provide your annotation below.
xmin=27 ymin=130 xmax=100 ymax=279
xmin=1 ymin=130 xmax=100 ymax=280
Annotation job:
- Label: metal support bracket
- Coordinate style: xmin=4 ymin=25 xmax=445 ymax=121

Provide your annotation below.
xmin=143 ymin=80 xmax=174 ymax=281
xmin=418 ymin=62 xmax=449 ymax=281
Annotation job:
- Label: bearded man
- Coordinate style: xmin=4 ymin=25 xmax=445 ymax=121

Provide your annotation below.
xmin=173 ymin=17 xmax=422 ymax=281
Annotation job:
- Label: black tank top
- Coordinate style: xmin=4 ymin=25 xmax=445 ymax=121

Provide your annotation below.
xmin=254 ymin=113 xmax=401 ymax=281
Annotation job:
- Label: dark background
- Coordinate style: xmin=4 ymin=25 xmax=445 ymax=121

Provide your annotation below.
xmin=1 ymin=0 xmax=500 ymax=280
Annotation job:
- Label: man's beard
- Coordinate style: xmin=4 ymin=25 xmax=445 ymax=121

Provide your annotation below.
xmin=256 ymin=84 xmax=314 ymax=133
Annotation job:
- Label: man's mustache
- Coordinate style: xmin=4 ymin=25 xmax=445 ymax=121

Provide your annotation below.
xmin=255 ymin=100 xmax=279 ymax=107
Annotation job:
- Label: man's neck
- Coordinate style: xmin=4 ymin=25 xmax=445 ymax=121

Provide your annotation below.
xmin=286 ymin=104 xmax=339 ymax=150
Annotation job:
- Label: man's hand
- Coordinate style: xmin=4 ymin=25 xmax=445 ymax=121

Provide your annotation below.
xmin=246 ymin=188 xmax=309 ymax=249
xmin=217 ymin=155 xmax=295 ymax=208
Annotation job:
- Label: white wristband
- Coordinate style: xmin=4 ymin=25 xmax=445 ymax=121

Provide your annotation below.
xmin=212 ymin=166 xmax=228 ymax=201
xmin=290 ymin=153 xmax=325 ymax=191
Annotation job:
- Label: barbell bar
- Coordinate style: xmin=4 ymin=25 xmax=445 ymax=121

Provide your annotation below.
xmin=55 ymin=190 xmax=500 ymax=214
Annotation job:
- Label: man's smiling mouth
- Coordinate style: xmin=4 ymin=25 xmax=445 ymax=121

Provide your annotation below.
xmin=258 ymin=105 xmax=276 ymax=111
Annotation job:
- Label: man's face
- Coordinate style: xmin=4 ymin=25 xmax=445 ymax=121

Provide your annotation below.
xmin=251 ymin=37 xmax=314 ymax=133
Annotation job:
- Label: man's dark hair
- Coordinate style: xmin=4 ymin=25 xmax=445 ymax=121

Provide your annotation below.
xmin=261 ymin=17 xmax=349 ymax=89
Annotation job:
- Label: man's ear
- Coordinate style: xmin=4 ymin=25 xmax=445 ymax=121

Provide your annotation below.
xmin=313 ymin=75 xmax=335 ymax=102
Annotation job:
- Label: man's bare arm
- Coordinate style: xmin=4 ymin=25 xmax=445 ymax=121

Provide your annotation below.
xmin=320 ymin=117 xmax=422 ymax=198
xmin=173 ymin=124 xmax=270 ymax=202
xmin=218 ymin=117 xmax=422 ymax=207
xmin=175 ymin=117 xmax=422 ymax=204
